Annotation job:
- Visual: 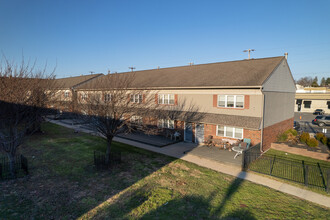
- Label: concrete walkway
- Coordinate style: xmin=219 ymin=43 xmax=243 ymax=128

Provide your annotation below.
xmin=49 ymin=119 xmax=330 ymax=208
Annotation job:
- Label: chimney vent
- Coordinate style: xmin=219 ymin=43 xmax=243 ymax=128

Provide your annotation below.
xmin=284 ymin=52 xmax=288 ymax=60
xmin=157 ymin=66 xmax=160 ymax=69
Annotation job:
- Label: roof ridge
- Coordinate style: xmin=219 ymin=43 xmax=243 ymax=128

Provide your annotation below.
xmin=115 ymin=56 xmax=285 ymax=74
xmin=55 ymin=73 xmax=103 ymax=80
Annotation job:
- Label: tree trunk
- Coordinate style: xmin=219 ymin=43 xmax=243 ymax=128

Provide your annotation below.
xmin=8 ymin=153 xmax=16 ymax=179
xmin=105 ymin=136 xmax=113 ymax=166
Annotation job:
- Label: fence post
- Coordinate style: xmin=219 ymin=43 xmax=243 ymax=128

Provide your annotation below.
xmin=269 ymin=158 xmax=273 ymax=175
xmin=304 ymin=164 xmax=309 ymax=186
xmin=317 ymin=162 xmax=326 ymax=190
xmin=270 ymin=156 xmax=275 ymax=176
xmin=241 ymin=150 xmax=246 ymax=171
xmin=327 ymin=169 xmax=330 ymax=194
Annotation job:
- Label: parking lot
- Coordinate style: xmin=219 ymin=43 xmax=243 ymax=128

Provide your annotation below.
xmin=294 ymin=112 xmax=329 ymax=137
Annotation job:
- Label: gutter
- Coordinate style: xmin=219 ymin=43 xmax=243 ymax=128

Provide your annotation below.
xmin=75 ymin=85 xmax=263 ymax=91
xmin=260 ymin=87 xmax=265 ymax=152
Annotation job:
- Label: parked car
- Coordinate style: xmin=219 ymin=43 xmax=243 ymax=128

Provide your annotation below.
xmin=293 ymin=121 xmax=301 ymax=130
xmin=313 ymin=109 xmax=325 ymax=115
xmin=313 ymin=115 xmax=330 ymax=127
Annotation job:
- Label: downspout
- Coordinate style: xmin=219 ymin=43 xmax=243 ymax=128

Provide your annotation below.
xmin=260 ymin=88 xmax=265 ymax=152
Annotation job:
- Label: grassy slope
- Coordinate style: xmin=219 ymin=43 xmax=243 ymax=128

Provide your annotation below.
xmin=0 ymin=123 xmax=328 ymax=219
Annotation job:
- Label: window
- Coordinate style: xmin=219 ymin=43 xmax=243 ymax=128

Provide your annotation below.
xmin=81 ymin=94 xmax=87 ymax=101
xmin=64 ymin=91 xmax=69 ymax=98
xmin=158 ymin=94 xmax=175 ymax=105
xmin=131 ymin=116 xmax=143 ymax=125
xmin=104 ymin=94 xmax=111 ymax=102
xmin=217 ymin=95 xmax=244 ymax=108
xmin=158 ymin=119 xmax=174 ymax=129
xmin=303 ymin=100 xmax=311 ymax=108
xmin=216 ymin=125 xmax=243 ymax=139
xmin=130 ymin=94 xmax=142 ymax=103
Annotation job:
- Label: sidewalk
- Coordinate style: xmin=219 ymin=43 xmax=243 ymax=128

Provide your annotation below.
xmin=49 ymin=119 xmax=330 ymax=208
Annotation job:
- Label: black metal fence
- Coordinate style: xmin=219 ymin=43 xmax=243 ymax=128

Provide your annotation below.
xmin=0 ymin=154 xmax=29 ymax=180
xmin=94 ymin=151 xmax=121 ymax=170
xmin=242 ymin=143 xmax=262 ymax=171
xmin=243 ymin=146 xmax=330 ymax=192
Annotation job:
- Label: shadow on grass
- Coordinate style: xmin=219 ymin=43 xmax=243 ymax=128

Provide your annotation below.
xmin=1 ymin=122 xmax=178 ymax=219
xmin=81 ymin=172 xmax=256 ymax=219
xmin=2 ymin=122 xmax=255 ymax=219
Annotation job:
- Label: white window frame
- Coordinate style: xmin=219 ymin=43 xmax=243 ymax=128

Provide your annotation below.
xmin=158 ymin=94 xmax=175 ymax=105
xmin=131 ymin=116 xmax=143 ymax=125
xmin=81 ymin=93 xmax=88 ymax=101
xmin=158 ymin=119 xmax=175 ymax=129
xmin=216 ymin=125 xmax=243 ymax=139
xmin=64 ymin=91 xmax=69 ymax=98
xmin=104 ymin=93 xmax=111 ymax=102
xmin=130 ymin=94 xmax=142 ymax=103
xmin=217 ymin=95 xmax=244 ymax=108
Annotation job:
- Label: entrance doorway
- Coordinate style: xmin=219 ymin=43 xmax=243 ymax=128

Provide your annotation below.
xmin=184 ymin=122 xmax=193 ymax=142
xmin=195 ymin=123 xmax=204 ymax=144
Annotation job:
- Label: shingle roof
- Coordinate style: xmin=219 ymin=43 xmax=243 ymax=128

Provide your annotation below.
xmin=52 ymin=74 xmax=103 ymax=89
xmin=76 ymin=56 xmax=284 ymax=90
xmin=197 ymin=113 xmax=261 ymax=130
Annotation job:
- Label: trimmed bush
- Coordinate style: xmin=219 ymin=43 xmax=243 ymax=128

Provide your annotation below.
xmin=300 ymin=132 xmax=310 ymax=144
xmin=315 ymin=133 xmax=325 ymax=141
xmin=277 ymin=133 xmax=288 ymax=142
xmin=287 ymin=133 xmax=298 ymax=144
xmin=321 ymin=136 xmax=327 ymax=145
xmin=287 ymin=129 xmax=298 ymax=136
xmin=307 ymin=138 xmax=319 ymax=147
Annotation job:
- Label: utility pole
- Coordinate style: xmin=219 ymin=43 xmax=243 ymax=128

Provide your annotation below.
xmin=243 ymin=49 xmax=255 ymax=60
xmin=128 ymin=67 xmax=136 ymax=72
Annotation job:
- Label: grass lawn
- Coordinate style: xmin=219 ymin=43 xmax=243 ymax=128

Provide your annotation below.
xmin=248 ymin=149 xmax=330 ymax=195
xmin=0 ymin=123 xmax=329 ymax=219
xmin=265 ymin=149 xmax=330 ymax=167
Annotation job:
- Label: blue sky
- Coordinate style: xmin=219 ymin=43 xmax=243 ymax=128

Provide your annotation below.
xmin=1 ymin=0 xmax=329 ymax=80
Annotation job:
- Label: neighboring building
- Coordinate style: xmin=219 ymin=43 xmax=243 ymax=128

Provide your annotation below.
xmin=73 ymin=56 xmax=295 ymax=151
xmin=50 ymin=74 xmax=103 ymax=112
xmin=295 ymin=86 xmax=330 ymax=113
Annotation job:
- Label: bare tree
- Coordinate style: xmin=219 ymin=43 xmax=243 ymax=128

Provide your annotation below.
xmin=296 ymin=77 xmax=313 ymax=87
xmin=76 ymin=73 xmax=202 ymax=166
xmin=76 ymin=73 xmax=157 ymax=165
xmin=0 ymin=59 xmax=56 ymax=178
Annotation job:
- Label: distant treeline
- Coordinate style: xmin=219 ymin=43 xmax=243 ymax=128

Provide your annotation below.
xmin=295 ymin=76 xmax=330 ymax=87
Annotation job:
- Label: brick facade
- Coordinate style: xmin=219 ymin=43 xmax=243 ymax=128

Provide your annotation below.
xmin=243 ymin=129 xmax=261 ymax=146
xmin=203 ymin=124 xmax=261 ymax=146
xmin=262 ymin=117 xmax=294 ymax=151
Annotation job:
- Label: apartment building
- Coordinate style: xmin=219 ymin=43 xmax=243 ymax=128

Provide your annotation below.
xmin=72 ymin=56 xmax=295 ymax=151
xmin=50 ymin=74 xmax=103 ymax=112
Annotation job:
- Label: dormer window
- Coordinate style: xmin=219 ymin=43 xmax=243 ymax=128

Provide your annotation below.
xmin=64 ymin=91 xmax=69 ymax=98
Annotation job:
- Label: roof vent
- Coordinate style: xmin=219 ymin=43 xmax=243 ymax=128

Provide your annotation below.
xmin=189 ymin=62 xmax=194 ymax=66
xmin=157 ymin=66 xmax=160 ymax=69
xmin=284 ymin=52 xmax=288 ymax=60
